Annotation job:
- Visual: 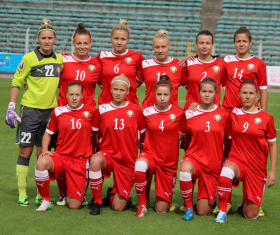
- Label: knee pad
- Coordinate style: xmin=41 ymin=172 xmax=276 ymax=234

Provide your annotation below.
xmin=135 ymin=161 xmax=148 ymax=172
xmin=220 ymin=167 xmax=235 ymax=180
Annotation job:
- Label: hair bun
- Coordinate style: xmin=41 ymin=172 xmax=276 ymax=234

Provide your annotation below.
xmin=159 ymin=74 xmax=170 ymax=81
xmin=120 ymin=19 xmax=128 ymax=26
xmin=42 ymin=17 xmax=51 ymax=25
xmin=77 ymin=23 xmax=85 ymax=30
xmin=156 ymin=29 xmax=168 ymax=36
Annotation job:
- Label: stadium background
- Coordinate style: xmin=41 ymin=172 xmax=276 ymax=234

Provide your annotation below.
xmin=0 ymin=0 xmax=280 ymax=234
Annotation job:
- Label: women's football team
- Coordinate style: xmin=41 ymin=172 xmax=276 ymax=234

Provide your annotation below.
xmin=5 ymin=17 xmax=277 ymax=223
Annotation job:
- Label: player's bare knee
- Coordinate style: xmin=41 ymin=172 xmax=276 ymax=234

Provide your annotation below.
xmin=244 ymin=211 xmax=259 ymax=219
xmin=19 ymin=146 xmax=33 ymax=158
xmin=197 ymin=207 xmax=211 ymax=216
xmin=36 ymin=156 xmax=50 ymax=171
xmin=111 ymin=202 xmax=125 ymax=212
xmin=90 ymin=155 xmax=103 ymax=170
xmin=68 ymin=202 xmax=82 ymax=210
xmin=155 ymin=204 xmax=168 ymax=213
xmin=180 ymin=161 xmax=194 ymax=173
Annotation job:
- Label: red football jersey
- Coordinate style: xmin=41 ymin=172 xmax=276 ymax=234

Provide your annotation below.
xmin=96 ymin=50 xmax=144 ymax=105
xmin=92 ymin=102 xmax=146 ymax=169
xmin=227 ymin=108 xmax=277 ymax=178
xmin=58 ymin=53 xmax=102 ymax=107
xmin=222 ymin=55 xmax=267 ymax=109
xmin=46 ymin=104 xmax=96 ymax=158
xmin=180 ymin=105 xmax=230 ymax=178
xmin=185 ymin=57 xmax=227 ymax=110
xmin=136 ymin=58 xmax=188 ymax=109
xmin=142 ymin=104 xmax=184 ymax=174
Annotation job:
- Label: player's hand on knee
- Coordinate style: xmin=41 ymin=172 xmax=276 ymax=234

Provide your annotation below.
xmin=5 ymin=102 xmax=21 ymax=129
xmin=267 ymin=170 xmax=276 ymax=187
xmin=39 ymin=151 xmax=52 ymax=158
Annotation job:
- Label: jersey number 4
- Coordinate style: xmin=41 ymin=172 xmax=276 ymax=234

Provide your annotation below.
xmin=159 ymin=120 xmax=164 ymax=131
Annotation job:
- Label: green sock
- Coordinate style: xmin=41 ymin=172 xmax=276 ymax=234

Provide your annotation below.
xmin=16 ymin=156 xmax=30 ymax=198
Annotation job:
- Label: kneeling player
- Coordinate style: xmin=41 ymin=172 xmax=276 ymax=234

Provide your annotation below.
xmin=179 ymin=78 xmax=230 ymax=221
xmin=35 ymin=82 xmax=95 ymax=211
xmin=89 ymin=74 xmax=146 ymax=215
xmin=215 ymin=80 xmax=277 ymax=223
xmin=134 ymin=75 xmax=184 ymax=217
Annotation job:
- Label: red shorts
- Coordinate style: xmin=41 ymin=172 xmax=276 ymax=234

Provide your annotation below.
xmin=180 ymin=132 xmax=191 ymax=151
xmin=226 ymin=157 xmax=266 ymax=206
xmin=181 ymin=157 xmax=217 ymax=206
xmin=98 ymin=151 xmax=133 ymax=200
xmin=49 ymin=153 xmax=88 ymax=201
xmin=139 ymin=152 xmax=177 ymax=203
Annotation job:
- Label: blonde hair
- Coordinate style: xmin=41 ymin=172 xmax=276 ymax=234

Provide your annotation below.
xmin=153 ymin=29 xmax=170 ymax=44
xmin=111 ymin=74 xmax=130 ymax=88
xmin=38 ymin=17 xmax=56 ymax=35
xmin=111 ymin=19 xmax=130 ymax=38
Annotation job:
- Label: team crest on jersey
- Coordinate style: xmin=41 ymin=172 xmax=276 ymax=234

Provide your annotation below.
xmin=170 ymin=66 xmax=177 ymax=73
xmin=212 ymin=66 xmax=220 ymax=73
xmin=88 ymin=65 xmax=96 ymax=72
xmin=83 ymin=111 xmax=90 ymax=118
xmin=125 ymin=57 xmax=133 ymax=64
xmin=127 ymin=110 xmax=134 ymax=118
xmin=254 ymin=118 xmax=262 ymax=125
xmin=214 ymin=114 xmax=222 ymax=122
xmin=56 ymin=67 xmax=61 ymax=75
xmin=169 ymin=114 xmax=176 ymax=121
xmin=247 ymin=64 xmax=255 ymax=71
xmin=18 ymin=61 xmax=24 ymax=70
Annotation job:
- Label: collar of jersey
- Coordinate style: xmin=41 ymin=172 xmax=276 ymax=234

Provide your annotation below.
xmin=110 ymin=101 xmax=129 ymax=108
xmin=153 ymin=104 xmax=172 ymax=112
xmin=241 ymin=107 xmax=262 ymax=114
xmin=153 ymin=57 xmax=173 ymax=64
xmin=35 ymin=46 xmax=56 ymax=61
xmin=197 ymin=57 xmax=217 ymax=64
xmin=111 ymin=49 xmax=128 ymax=56
xmin=66 ymin=104 xmax=83 ymax=110
xmin=235 ymin=54 xmax=254 ymax=61
xmin=197 ymin=104 xmax=217 ymax=112
xmin=71 ymin=53 xmax=91 ymax=62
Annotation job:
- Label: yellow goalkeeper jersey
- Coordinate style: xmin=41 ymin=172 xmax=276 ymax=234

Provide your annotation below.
xmin=12 ymin=47 xmax=63 ymax=109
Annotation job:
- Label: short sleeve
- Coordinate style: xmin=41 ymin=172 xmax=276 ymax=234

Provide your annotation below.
xmin=12 ymin=56 xmax=31 ymax=88
xmin=46 ymin=110 xmax=58 ymax=135
xmin=266 ymin=115 xmax=277 ymax=142
xmin=92 ymin=108 xmax=101 ymax=131
xmin=179 ymin=112 xmax=188 ymax=134
xmin=180 ymin=68 xmax=188 ymax=88
xmin=137 ymin=108 xmax=146 ymax=133
xmin=258 ymin=60 xmax=268 ymax=89
xmin=136 ymin=63 xmax=144 ymax=82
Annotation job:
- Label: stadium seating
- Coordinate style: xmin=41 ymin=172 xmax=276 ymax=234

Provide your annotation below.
xmin=0 ymin=0 xmax=202 ymax=58
xmin=215 ymin=0 xmax=280 ymax=65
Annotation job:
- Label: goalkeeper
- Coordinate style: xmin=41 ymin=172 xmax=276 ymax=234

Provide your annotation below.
xmin=5 ymin=17 xmax=63 ymax=207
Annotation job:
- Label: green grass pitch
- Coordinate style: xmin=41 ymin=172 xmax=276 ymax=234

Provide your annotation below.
xmin=0 ymin=78 xmax=279 ymax=235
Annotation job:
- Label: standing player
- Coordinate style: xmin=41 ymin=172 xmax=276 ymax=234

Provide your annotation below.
xmin=35 ymin=82 xmax=95 ymax=211
xmin=136 ymin=30 xmax=188 ymax=110
xmin=89 ymin=74 xmax=146 ymax=215
xmin=58 ymin=23 xmax=101 ymax=107
xmin=222 ymin=27 xmax=267 ymax=112
xmin=97 ymin=19 xmax=144 ymax=105
xmin=184 ymin=30 xmax=226 ymax=110
xmin=134 ymin=76 xmax=184 ymax=217
xmin=179 ymin=78 xmax=230 ymax=221
xmin=5 ymin=18 xmax=63 ymax=206
xmin=55 ymin=23 xmax=102 ymax=206
xmin=215 ymin=80 xmax=277 ymax=223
